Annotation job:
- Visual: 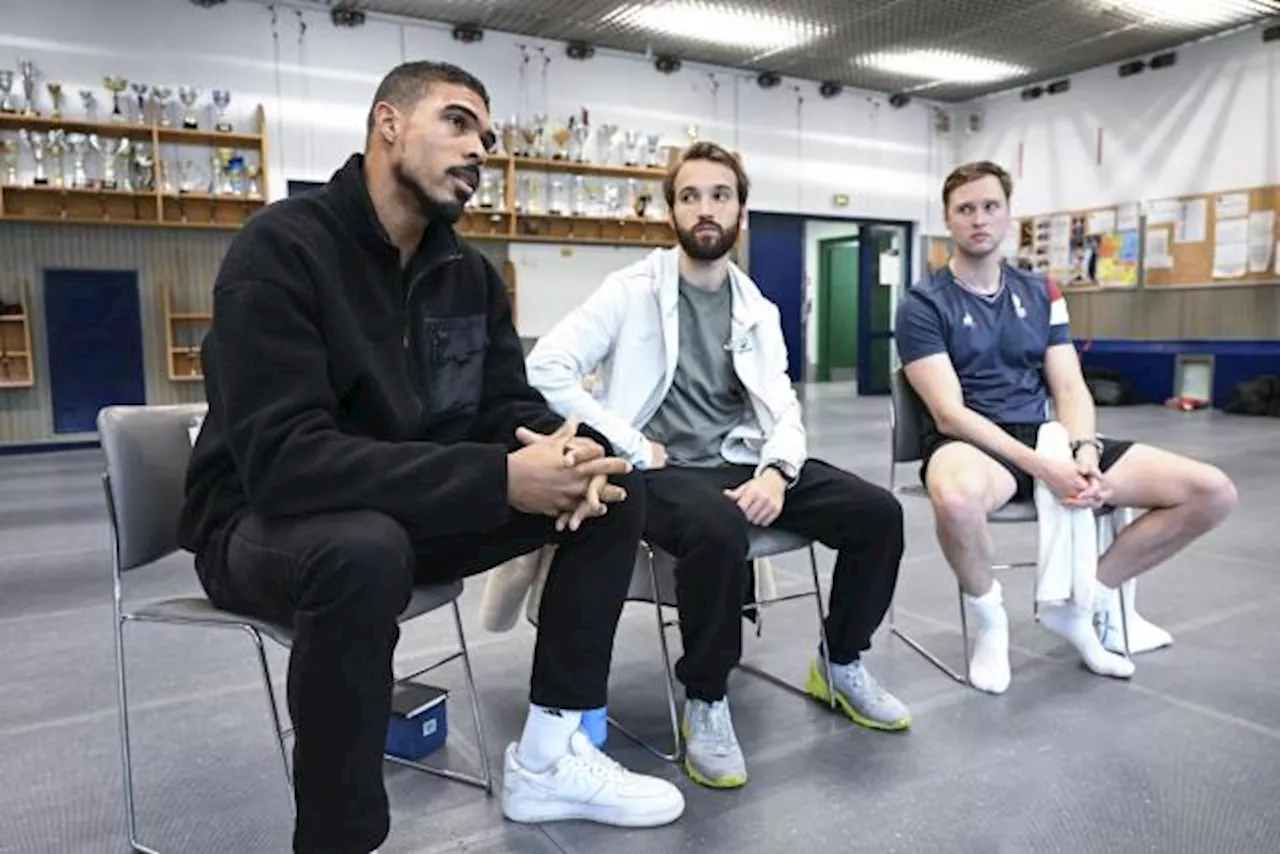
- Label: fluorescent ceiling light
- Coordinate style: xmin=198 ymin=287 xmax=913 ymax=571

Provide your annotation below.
xmin=857 ymin=50 xmax=1030 ymax=84
xmin=602 ymin=2 xmax=826 ymax=52
xmin=1097 ymin=0 xmax=1280 ymax=28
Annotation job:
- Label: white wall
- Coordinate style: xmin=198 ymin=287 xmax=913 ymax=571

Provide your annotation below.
xmin=961 ymin=23 xmax=1280 ymax=216
xmin=801 ymin=219 xmax=859 ymax=367
xmin=0 ymin=0 xmax=949 ymax=336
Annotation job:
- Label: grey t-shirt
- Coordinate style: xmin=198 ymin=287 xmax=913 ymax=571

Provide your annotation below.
xmin=642 ymin=277 xmax=747 ymax=467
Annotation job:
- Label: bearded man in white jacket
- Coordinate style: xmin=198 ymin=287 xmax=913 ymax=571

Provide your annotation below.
xmin=526 ymin=141 xmax=909 ymax=790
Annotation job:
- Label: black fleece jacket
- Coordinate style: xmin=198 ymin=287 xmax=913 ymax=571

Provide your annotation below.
xmin=178 ymin=154 xmax=582 ymax=569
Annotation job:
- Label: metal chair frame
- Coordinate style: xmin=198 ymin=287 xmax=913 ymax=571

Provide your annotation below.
xmin=883 ymin=371 xmax=1131 ymax=686
xmin=606 ymin=534 xmax=836 ymax=763
xmin=99 ymin=404 xmax=492 ymax=854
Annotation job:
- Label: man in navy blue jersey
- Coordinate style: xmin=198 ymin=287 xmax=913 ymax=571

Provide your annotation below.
xmin=895 ymin=161 xmax=1237 ymax=694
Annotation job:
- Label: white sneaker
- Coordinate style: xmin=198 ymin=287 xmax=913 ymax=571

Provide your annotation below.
xmin=502 ymin=730 xmax=685 ymax=827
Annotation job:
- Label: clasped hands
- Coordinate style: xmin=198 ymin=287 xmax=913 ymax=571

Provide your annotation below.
xmin=508 ymin=417 xmax=630 ymax=532
xmin=1039 ymin=445 xmax=1112 ymax=509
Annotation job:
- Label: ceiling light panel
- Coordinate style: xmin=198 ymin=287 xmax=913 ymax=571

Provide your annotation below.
xmin=1095 ymin=0 xmax=1280 ymax=29
xmin=856 ymin=49 xmax=1030 ymax=85
xmin=601 ymin=1 xmax=828 ymax=52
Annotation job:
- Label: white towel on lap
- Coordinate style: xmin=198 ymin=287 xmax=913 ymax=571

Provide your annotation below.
xmin=1033 ymin=421 xmax=1096 ymax=609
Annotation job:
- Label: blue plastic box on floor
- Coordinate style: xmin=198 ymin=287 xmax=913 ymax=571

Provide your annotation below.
xmin=384 ymin=683 xmax=448 ymax=760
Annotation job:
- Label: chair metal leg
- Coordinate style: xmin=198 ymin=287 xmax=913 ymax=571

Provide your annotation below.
xmin=240 ymin=625 xmax=293 ymax=792
xmin=607 ymin=546 xmax=683 ymax=763
xmin=114 ymin=611 xmax=161 ymax=854
xmin=888 ymin=605 xmax=969 ymax=684
xmin=736 ymin=544 xmax=834 ymax=704
xmin=384 ymin=602 xmax=493 ymax=792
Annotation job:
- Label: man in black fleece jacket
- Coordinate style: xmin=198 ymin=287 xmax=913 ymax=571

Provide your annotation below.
xmin=178 ymin=61 xmax=684 ymax=854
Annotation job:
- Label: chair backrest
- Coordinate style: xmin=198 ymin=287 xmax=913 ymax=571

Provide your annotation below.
xmin=889 ymin=369 xmax=928 ymax=464
xmin=98 ymin=403 xmax=208 ymax=573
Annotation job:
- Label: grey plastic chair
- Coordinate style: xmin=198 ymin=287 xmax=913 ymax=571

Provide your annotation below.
xmin=98 ymin=403 xmax=492 ymax=854
xmin=610 ymin=529 xmax=835 ymax=762
xmin=885 ymin=370 xmax=1131 ymax=685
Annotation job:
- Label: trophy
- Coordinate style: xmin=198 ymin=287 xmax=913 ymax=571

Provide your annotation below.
xmin=476 ymin=169 xmax=496 ymax=209
xmin=131 ymin=144 xmax=155 ymax=191
xmin=18 ymin=130 xmax=49 ymax=185
xmin=150 ymin=86 xmax=172 ymax=126
xmin=131 ymin=82 xmax=149 ymax=123
xmin=571 ymin=175 xmax=588 ymax=216
xmin=571 ymin=117 xmax=589 ymax=163
xmin=0 ymin=71 xmax=15 ymax=114
xmin=548 ymin=176 xmax=569 ymax=215
xmin=532 ymin=113 xmax=548 ymax=158
xmin=622 ymin=130 xmax=642 ymax=166
xmin=65 ymin=133 xmax=88 ymax=188
xmin=644 ymin=134 xmax=662 ymax=168
xmin=596 ymin=124 xmax=618 ymax=165
xmin=103 ymin=76 xmax=128 ymax=122
xmin=244 ymin=163 xmax=262 ymax=199
xmin=499 ymin=119 xmax=517 ymax=156
xmin=79 ymin=90 xmax=98 ymax=121
xmin=517 ymin=122 xmax=536 ymax=158
xmin=686 ymin=123 xmax=699 ymax=142
xmin=211 ymin=89 xmax=232 ymax=132
xmin=178 ymin=86 xmax=200 ymax=129
xmin=17 ymin=58 xmax=37 ymax=116
xmin=0 ymin=139 xmax=17 ymax=185
xmin=88 ymin=134 xmax=128 ymax=189
xmin=551 ymin=123 xmax=571 ymax=160
xmin=45 ymin=82 xmax=63 ymax=119
xmin=46 ymin=130 xmax=66 ymax=187
xmin=213 ymin=148 xmax=235 ymax=194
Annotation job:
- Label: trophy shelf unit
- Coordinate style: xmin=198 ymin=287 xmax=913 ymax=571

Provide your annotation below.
xmin=458 ymin=154 xmax=675 ymax=247
xmin=0 ymin=106 xmax=269 ymax=231
xmin=0 ymin=280 xmax=35 ymax=390
xmin=163 ymin=283 xmax=210 ymax=383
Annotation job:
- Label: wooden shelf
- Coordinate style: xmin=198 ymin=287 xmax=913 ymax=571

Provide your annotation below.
xmin=0 ymin=111 xmax=264 ymax=149
xmin=0 ymin=105 xmax=271 ymax=233
xmin=0 ymin=282 xmax=35 ymax=390
xmin=163 ymin=282 xmax=211 ymax=383
xmin=454 ymin=208 xmax=674 ymax=247
xmin=511 ymin=156 xmax=666 ymax=181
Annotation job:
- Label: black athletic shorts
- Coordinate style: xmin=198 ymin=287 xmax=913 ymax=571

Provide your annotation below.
xmin=920 ymin=422 xmax=1134 ymax=502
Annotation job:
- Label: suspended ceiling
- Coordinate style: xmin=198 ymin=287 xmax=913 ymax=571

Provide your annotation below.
xmin=286 ymin=1 xmax=1280 ymax=102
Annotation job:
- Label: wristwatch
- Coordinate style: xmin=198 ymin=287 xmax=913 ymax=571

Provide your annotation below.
xmin=1070 ymin=437 xmax=1104 ymax=457
xmin=763 ymin=459 xmax=800 ymax=487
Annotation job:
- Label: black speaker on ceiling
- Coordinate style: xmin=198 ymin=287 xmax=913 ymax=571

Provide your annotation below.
xmin=1047 ymin=79 xmax=1070 ymax=95
xmin=888 ymin=92 xmax=910 ymax=108
xmin=451 ymin=23 xmax=483 ymax=44
xmin=1151 ymin=52 xmax=1176 ymax=69
xmin=818 ymin=80 xmax=843 ymax=98
xmin=1020 ymin=86 xmax=1043 ymax=101
xmin=1118 ymin=60 xmax=1145 ymax=77
xmin=757 ymin=71 xmax=782 ymax=89
xmin=654 ymin=54 xmax=681 ymax=74
xmin=1264 ymin=24 xmax=1280 ymax=42
xmin=330 ymin=4 xmax=365 ymax=28
xmin=566 ymin=41 xmax=595 ymax=60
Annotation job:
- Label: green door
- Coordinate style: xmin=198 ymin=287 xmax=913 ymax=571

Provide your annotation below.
xmin=818 ymin=237 xmax=859 ymax=382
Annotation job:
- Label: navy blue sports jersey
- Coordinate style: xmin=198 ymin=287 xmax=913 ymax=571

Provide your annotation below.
xmin=895 ymin=263 xmax=1070 ymax=424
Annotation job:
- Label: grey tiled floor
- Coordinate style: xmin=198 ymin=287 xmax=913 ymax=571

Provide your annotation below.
xmin=1 ymin=384 xmax=1277 ymax=853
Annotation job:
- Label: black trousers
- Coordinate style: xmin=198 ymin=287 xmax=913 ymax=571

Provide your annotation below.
xmin=642 ymin=460 xmax=903 ymax=702
xmin=195 ymin=471 xmax=644 ymax=854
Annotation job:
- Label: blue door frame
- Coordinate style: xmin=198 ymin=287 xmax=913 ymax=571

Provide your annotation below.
xmin=747 ymin=211 xmax=913 ymax=393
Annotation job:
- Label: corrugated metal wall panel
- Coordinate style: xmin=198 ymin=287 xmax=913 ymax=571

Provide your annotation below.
xmin=0 ymin=223 xmax=231 ymax=446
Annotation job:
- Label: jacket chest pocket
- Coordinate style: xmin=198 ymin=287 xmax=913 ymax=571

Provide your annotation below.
xmin=420 ymin=315 xmax=488 ymax=416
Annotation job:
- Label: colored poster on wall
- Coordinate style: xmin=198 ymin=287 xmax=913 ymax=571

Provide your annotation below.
xmin=1095 ymin=229 xmax=1139 ymax=288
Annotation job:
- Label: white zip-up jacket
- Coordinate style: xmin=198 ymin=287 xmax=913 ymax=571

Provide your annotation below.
xmin=526 ymin=247 xmax=807 ymax=474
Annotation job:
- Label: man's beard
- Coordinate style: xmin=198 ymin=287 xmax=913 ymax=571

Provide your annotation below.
xmin=393 ymin=162 xmax=476 ymax=224
xmin=677 ymin=219 xmax=739 ymax=261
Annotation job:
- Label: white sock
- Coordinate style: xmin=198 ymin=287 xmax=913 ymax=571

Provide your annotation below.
xmin=1095 ymin=583 xmax=1173 ymax=654
xmin=964 ymin=579 xmax=1011 ymax=694
xmin=1039 ymin=602 xmax=1135 ymax=678
xmin=516 ymin=705 xmax=583 ymax=773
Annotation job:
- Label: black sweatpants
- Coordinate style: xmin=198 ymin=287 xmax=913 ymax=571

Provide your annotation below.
xmin=196 ymin=471 xmax=644 ymax=854
xmin=642 ymin=460 xmax=904 ymax=702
